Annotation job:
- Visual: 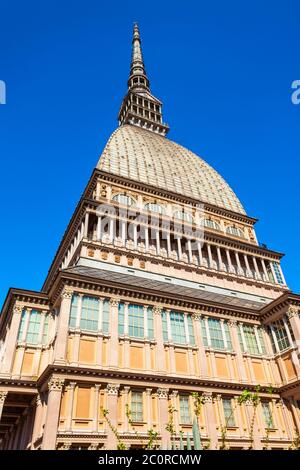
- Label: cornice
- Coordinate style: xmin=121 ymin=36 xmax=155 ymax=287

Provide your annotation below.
xmin=260 ymin=293 xmax=300 ymax=322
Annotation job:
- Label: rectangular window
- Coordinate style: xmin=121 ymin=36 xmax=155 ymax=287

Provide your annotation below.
xmin=262 ymin=402 xmax=274 ymax=428
xmin=187 ymin=315 xmax=195 ymax=345
xmin=69 ymin=294 xmax=78 ymax=328
xmin=131 ymin=391 xmax=143 ymax=422
xmin=147 ymin=307 xmax=154 ymax=339
xmin=179 ymin=395 xmax=191 ymax=424
xmin=80 ymin=296 xmax=99 ymax=331
xmin=118 ymin=302 xmax=124 ymax=335
xmin=208 ymin=318 xmax=224 ymax=349
xmin=223 ymin=398 xmax=235 ymax=427
xmin=271 ymin=319 xmax=291 ymax=352
xmin=26 ymin=310 xmax=41 ymax=344
xmin=162 ymin=310 xmax=168 ymax=342
xmin=42 ymin=315 xmax=49 ymax=345
xmin=272 ymin=263 xmax=284 ymax=285
xmin=238 ymin=324 xmax=266 ymax=355
xmin=128 ymin=304 xmax=144 ymax=338
xmin=223 ymin=322 xmax=233 ymax=350
xmin=17 ymin=309 xmax=27 ymax=341
xmin=201 ymin=318 xmax=208 ymax=347
xmin=170 ymin=311 xmax=186 ymax=344
xmin=102 ymin=300 xmax=110 ymax=334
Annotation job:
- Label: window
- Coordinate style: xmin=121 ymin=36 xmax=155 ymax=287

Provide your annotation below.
xmin=42 ymin=315 xmax=49 ymax=345
xmin=17 ymin=309 xmax=27 ymax=341
xmin=112 ymin=194 xmax=135 ymax=207
xmin=80 ymin=296 xmax=99 ymax=332
xmin=201 ymin=219 xmax=221 ymax=231
xmin=179 ymin=396 xmax=191 ymax=424
xmin=223 ymin=398 xmax=235 ymax=427
xmin=118 ymin=302 xmax=125 ymax=335
xmin=262 ymin=402 xmax=274 ymax=428
xmin=131 ymin=391 xmax=143 ymax=422
xmin=238 ymin=324 xmax=266 ymax=355
xmin=147 ymin=307 xmax=154 ymax=340
xmin=26 ymin=310 xmax=41 ymax=344
xmin=128 ymin=304 xmax=144 ymax=338
xmin=226 ymin=226 xmax=245 ymax=238
xmin=161 ymin=310 xmax=168 ymax=342
xmin=173 ymin=210 xmax=193 ymax=223
xmin=272 ymin=263 xmax=284 ymax=285
xmin=170 ymin=311 xmax=186 ymax=344
xmin=201 ymin=318 xmax=232 ymax=351
xmin=268 ymin=318 xmax=292 ymax=352
xmin=69 ymin=294 xmax=78 ymax=328
xmin=187 ymin=315 xmax=195 ymax=345
xmin=102 ymin=300 xmax=110 ymax=334
xmin=144 ymin=203 xmax=165 ymax=214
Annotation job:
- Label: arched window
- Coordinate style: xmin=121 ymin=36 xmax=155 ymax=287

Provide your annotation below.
xmin=112 ymin=194 xmax=135 ymax=207
xmin=201 ymin=219 xmax=221 ymax=231
xmin=226 ymin=226 xmax=245 ymax=238
xmin=173 ymin=210 xmax=193 ymax=223
xmin=144 ymin=202 xmax=165 ymax=214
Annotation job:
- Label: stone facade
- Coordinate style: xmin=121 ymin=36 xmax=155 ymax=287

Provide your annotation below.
xmin=0 ymin=24 xmax=300 ymax=451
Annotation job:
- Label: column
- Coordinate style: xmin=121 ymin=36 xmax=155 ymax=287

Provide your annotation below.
xmin=177 ymin=237 xmax=182 ymax=260
xmin=109 ymin=218 xmax=114 ymax=243
xmin=2 ymin=305 xmax=24 ymax=373
xmin=98 ymin=298 xmax=104 ymax=333
xmin=252 ymin=256 xmax=261 ymax=280
xmin=93 ymin=384 xmax=101 ymax=433
xmin=143 ymin=306 xmax=149 ymax=339
xmin=21 ymin=308 xmax=31 ymax=343
xmin=197 ymin=241 xmax=203 ymax=265
xmin=146 ymin=388 xmax=152 ymax=430
xmin=65 ymin=382 xmax=76 ymax=431
xmin=0 ymin=391 xmax=8 ymax=420
xmin=37 ymin=311 xmax=47 ymax=345
xmin=243 ymin=254 xmax=252 ymax=277
xmin=269 ymin=324 xmax=280 ymax=353
xmin=122 ymin=386 xmax=130 ymax=432
xmin=121 ymin=220 xmax=126 ymax=246
xmin=217 ymin=247 xmax=223 ymax=271
xmin=166 ymin=310 xmax=172 ymax=342
xmin=278 ymin=264 xmax=287 ymax=285
xmin=144 ymin=225 xmax=149 ymax=252
xmin=261 ymin=258 xmax=269 ymax=282
xmin=105 ymin=384 xmax=120 ymax=450
xmin=133 ymin=224 xmax=138 ymax=249
xmin=108 ymin=298 xmax=119 ymax=368
xmin=287 ymin=306 xmax=300 ymax=343
xmin=53 ymin=289 xmax=73 ymax=364
xmin=154 ymin=307 xmax=166 ymax=372
xmin=124 ymin=302 xmax=129 ymax=336
xmin=254 ymin=325 xmax=263 ymax=355
xmin=184 ymin=314 xmax=190 ymax=344
xmin=192 ymin=314 xmax=207 ymax=376
xmin=170 ymin=391 xmax=179 ymax=433
xmin=220 ymin=319 xmax=228 ymax=349
xmin=83 ymin=212 xmax=89 ymax=238
xmin=226 ymin=249 xmax=233 ymax=273
xmin=283 ymin=316 xmax=294 ymax=346
xmin=156 ymin=229 xmax=160 ymax=255
xmin=31 ymin=393 xmax=43 ymax=447
xmin=187 ymin=239 xmax=193 ymax=263
xmin=207 ymin=244 xmax=213 ymax=268
xmin=202 ymin=392 xmax=218 ymax=449
xmin=235 ymin=251 xmax=243 ymax=275
xmin=270 ymin=262 xmax=277 ymax=284
xmin=97 ymin=216 xmax=102 ymax=241
xmin=228 ymin=320 xmax=248 ymax=382
xmin=204 ymin=316 xmax=211 ymax=347
xmin=157 ymin=388 xmax=169 ymax=447
xmin=238 ymin=323 xmax=247 ymax=352
xmin=42 ymin=377 xmax=65 ymax=450
xmin=166 ymin=232 xmax=171 ymax=258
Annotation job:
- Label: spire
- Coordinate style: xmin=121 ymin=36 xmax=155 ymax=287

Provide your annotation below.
xmin=128 ymin=23 xmax=150 ymax=91
xmin=118 ymin=23 xmax=169 ymax=136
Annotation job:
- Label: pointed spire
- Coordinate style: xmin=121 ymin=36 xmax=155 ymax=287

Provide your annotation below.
xmin=118 ymin=23 xmax=169 ymax=136
xmin=128 ymin=23 xmax=150 ymax=91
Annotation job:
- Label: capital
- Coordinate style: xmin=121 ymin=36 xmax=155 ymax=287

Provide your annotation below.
xmin=202 ymin=392 xmax=213 ymax=403
xmin=48 ymin=377 xmax=65 ymax=392
xmin=109 ymin=297 xmax=120 ymax=308
xmin=61 ymin=288 xmax=73 ymax=300
xmin=153 ymin=306 xmax=163 ymax=316
xmin=0 ymin=391 xmax=8 ymax=404
xmin=287 ymin=305 xmax=300 ymax=318
xmin=13 ymin=304 xmax=23 ymax=315
xmin=157 ymin=387 xmax=169 ymax=399
xmin=106 ymin=383 xmax=120 ymax=395
xmin=228 ymin=319 xmax=237 ymax=328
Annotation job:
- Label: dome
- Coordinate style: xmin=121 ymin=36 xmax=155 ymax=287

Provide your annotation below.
xmin=97 ymin=125 xmax=245 ymax=214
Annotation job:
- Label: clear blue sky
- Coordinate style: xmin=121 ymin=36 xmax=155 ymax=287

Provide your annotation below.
xmin=0 ymin=0 xmax=299 ymax=307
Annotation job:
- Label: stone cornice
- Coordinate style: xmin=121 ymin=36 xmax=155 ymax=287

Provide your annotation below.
xmin=260 ymin=293 xmax=300 ymax=322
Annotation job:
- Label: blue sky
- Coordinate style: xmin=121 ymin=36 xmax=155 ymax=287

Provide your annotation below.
xmin=0 ymin=0 xmax=299 ymax=306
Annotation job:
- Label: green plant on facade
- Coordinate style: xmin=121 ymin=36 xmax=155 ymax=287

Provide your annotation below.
xmin=237 ymin=386 xmax=261 ymax=450
xmin=146 ymin=429 xmax=159 ymax=450
xmin=101 ymin=408 xmax=127 ymax=450
xmin=263 ymin=386 xmax=276 ymax=450
xmin=165 ymin=405 xmax=177 ymax=448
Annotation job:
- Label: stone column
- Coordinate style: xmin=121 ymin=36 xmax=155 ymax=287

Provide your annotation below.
xmin=157 ymin=388 xmax=169 ymax=447
xmin=287 ymin=306 xmax=300 ymax=343
xmin=228 ymin=320 xmax=248 ymax=382
xmin=146 ymin=388 xmax=152 ymax=430
xmin=177 ymin=237 xmax=182 ymax=260
xmin=105 ymin=383 xmax=120 ymax=450
xmin=0 ymin=391 xmax=8 ymax=420
xmin=42 ymin=377 xmax=65 ymax=450
xmin=122 ymin=386 xmax=130 ymax=432
xmin=108 ymin=298 xmax=119 ymax=368
xmin=2 ymin=304 xmax=23 ymax=374
xmin=154 ymin=307 xmax=166 ymax=372
xmin=54 ymin=289 xmax=73 ymax=364
xmin=93 ymin=384 xmax=101 ymax=433
xmin=202 ymin=392 xmax=218 ymax=449
xmin=65 ymin=382 xmax=76 ymax=431
xmin=192 ymin=313 xmax=207 ymax=376
xmin=31 ymin=393 xmax=43 ymax=447
xmin=156 ymin=229 xmax=160 ymax=255
xmin=170 ymin=391 xmax=179 ymax=433
xmin=244 ymin=400 xmax=262 ymax=449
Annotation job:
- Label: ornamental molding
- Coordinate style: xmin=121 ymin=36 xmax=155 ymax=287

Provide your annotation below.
xmin=106 ymin=383 xmax=120 ymax=395
xmin=157 ymin=388 xmax=169 ymax=399
xmin=13 ymin=304 xmax=24 ymax=315
xmin=0 ymin=390 xmax=8 ymax=404
xmin=61 ymin=288 xmax=73 ymax=300
xmin=48 ymin=377 xmax=65 ymax=392
xmin=287 ymin=305 xmax=300 ymax=318
xmin=109 ymin=297 xmax=120 ymax=307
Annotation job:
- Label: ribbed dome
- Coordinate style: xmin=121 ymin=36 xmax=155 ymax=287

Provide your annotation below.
xmin=97 ymin=125 xmax=245 ymax=214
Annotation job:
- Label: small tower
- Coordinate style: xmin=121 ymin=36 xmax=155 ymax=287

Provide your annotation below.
xmin=118 ymin=23 xmax=169 ymax=136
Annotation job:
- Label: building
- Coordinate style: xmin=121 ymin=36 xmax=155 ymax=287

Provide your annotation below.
xmin=0 ymin=24 xmax=300 ymax=451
